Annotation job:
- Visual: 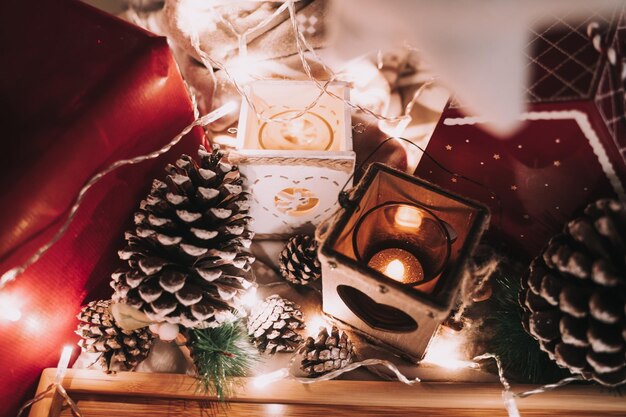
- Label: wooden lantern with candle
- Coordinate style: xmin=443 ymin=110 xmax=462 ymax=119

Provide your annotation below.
xmin=319 ymin=163 xmax=490 ymax=361
xmin=231 ymin=80 xmax=355 ymax=238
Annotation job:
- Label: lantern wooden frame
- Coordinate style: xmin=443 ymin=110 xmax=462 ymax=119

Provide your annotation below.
xmin=28 ymin=368 xmax=626 ymax=417
xmin=319 ymin=163 xmax=490 ymax=361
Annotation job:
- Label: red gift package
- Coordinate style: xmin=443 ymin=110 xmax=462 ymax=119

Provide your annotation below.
xmin=0 ymin=1 xmax=204 ymax=415
xmin=415 ymin=11 xmax=626 ymax=260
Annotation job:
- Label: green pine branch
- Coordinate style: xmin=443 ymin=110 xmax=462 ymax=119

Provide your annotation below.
xmin=483 ymin=268 xmax=572 ymax=384
xmin=188 ymin=320 xmax=258 ymax=400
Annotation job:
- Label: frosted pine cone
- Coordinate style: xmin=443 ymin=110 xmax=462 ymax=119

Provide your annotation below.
xmin=279 ymin=235 xmax=321 ymax=286
xmin=300 ymin=326 xmax=355 ymax=377
xmin=111 ymin=145 xmax=255 ymax=328
xmin=76 ymin=300 xmax=154 ymax=371
xmin=521 ymin=199 xmax=626 ymax=387
xmin=248 ymin=295 xmax=305 ymax=354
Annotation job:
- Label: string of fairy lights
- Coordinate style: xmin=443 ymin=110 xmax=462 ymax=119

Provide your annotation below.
xmin=185 ymin=0 xmax=422 ymax=127
xmin=4 ymin=2 xmax=594 ymax=416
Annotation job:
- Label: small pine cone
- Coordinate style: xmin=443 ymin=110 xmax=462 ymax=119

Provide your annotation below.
xmin=279 ymin=235 xmax=321 ymax=286
xmin=521 ymin=199 xmax=626 ymax=387
xmin=248 ymin=295 xmax=305 ymax=354
xmin=111 ymin=145 xmax=255 ymax=329
xmin=76 ymin=300 xmax=154 ymax=371
xmin=300 ymin=326 xmax=355 ymax=377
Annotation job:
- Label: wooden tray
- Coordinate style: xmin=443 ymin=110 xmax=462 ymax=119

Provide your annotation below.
xmin=28 ymin=368 xmax=626 ymax=417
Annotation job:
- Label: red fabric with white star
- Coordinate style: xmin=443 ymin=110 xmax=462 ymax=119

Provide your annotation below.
xmin=415 ymin=102 xmax=626 ymax=259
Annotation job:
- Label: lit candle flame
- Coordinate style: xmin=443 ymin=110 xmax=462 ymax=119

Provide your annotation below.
xmin=394 ymin=205 xmax=423 ymax=229
xmin=384 ymin=259 xmax=406 ymax=282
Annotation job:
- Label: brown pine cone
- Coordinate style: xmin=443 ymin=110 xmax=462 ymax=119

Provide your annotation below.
xmin=279 ymin=234 xmax=321 ymax=286
xmin=76 ymin=300 xmax=154 ymax=371
xmin=111 ymin=145 xmax=255 ymax=329
xmin=521 ymin=199 xmax=626 ymax=387
xmin=300 ymin=326 xmax=355 ymax=377
xmin=247 ymin=295 xmax=305 ymax=354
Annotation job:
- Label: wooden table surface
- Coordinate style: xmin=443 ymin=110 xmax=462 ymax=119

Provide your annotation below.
xmin=28 ymin=368 xmax=626 ymax=417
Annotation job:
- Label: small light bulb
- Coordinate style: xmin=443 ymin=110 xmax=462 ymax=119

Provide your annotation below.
xmin=24 ymin=315 xmax=42 ymax=333
xmin=422 ymin=327 xmax=475 ymax=370
xmin=241 ymin=287 xmax=259 ymax=309
xmin=55 ymin=346 xmax=74 ymax=384
xmin=0 ymin=294 xmax=23 ymax=322
xmin=0 ymin=268 xmax=20 ymax=287
xmin=265 ymin=403 xmax=285 ymax=416
xmin=0 ymin=306 xmax=21 ymax=322
xmin=378 ymin=116 xmax=411 ymax=138
xmin=252 ymin=369 xmax=289 ymax=389
xmin=222 ymin=100 xmax=238 ymax=115
xmin=199 ymin=101 xmax=238 ymax=126
xmin=305 ymin=315 xmax=328 ymax=337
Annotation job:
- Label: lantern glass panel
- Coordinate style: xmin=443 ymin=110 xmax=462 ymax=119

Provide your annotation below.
xmin=325 ymin=163 xmax=488 ymax=307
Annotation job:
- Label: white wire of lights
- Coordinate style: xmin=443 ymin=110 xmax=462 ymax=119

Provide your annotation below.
xmin=0 ymin=102 xmax=236 ymax=289
xmin=185 ymin=0 xmax=425 ymax=127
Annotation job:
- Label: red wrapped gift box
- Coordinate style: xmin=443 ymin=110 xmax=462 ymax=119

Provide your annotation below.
xmin=415 ymin=9 xmax=626 ymax=259
xmin=0 ymin=1 xmax=204 ymax=415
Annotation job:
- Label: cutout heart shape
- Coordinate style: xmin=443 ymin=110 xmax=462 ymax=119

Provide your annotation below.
xmin=337 ymin=285 xmax=418 ymax=332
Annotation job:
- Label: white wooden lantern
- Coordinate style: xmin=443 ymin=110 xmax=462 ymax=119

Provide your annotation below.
xmin=319 ymin=163 xmax=490 ymax=361
xmin=231 ymin=80 xmax=354 ymax=238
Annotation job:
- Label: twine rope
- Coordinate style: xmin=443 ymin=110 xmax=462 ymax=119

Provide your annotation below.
xmin=228 ymin=152 xmax=355 ymax=172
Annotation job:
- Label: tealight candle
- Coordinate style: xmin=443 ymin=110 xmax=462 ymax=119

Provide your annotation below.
xmin=367 ymin=248 xmax=425 ymax=284
xmin=259 ymin=111 xmax=334 ymax=151
xmin=353 ymin=202 xmax=450 ymax=287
